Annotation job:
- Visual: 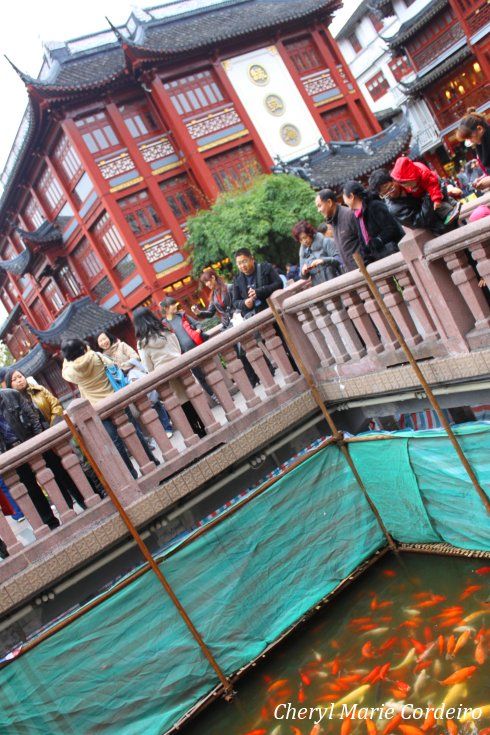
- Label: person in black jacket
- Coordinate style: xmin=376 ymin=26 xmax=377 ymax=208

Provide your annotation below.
xmin=232 ymin=248 xmax=283 ymax=317
xmin=368 ymin=169 xmax=458 ymax=235
xmin=0 ymin=389 xmax=60 ymax=530
xmin=456 ymin=108 xmax=490 ymax=184
xmin=342 ymin=180 xmax=404 ymax=264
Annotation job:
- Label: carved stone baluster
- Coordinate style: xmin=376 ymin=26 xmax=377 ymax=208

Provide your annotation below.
xmin=220 ymin=344 xmax=260 ymax=409
xmin=158 ymin=382 xmax=199 ymax=448
xmin=261 ymin=322 xmax=298 ymax=383
xmin=56 ymin=441 xmax=100 ymax=508
xmin=325 ymin=296 xmax=365 ymax=361
xmin=133 ymin=394 xmax=179 ymax=461
xmin=181 ymin=371 xmax=221 ymax=433
xmin=4 ymin=467 xmax=50 ymax=538
xmin=0 ymin=505 xmax=23 ymax=555
xmin=201 ymin=358 xmax=241 ymax=421
xmin=377 ymin=277 xmax=422 ymax=347
xmin=443 ymin=251 xmax=490 ymax=332
xmin=396 ymin=271 xmax=439 ymax=341
xmin=468 ymin=241 xmax=490 ymax=288
xmin=358 ymin=285 xmax=399 ymax=351
xmin=296 ymin=307 xmax=334 ymax=367
xmin=113 ymin=410 xmax=155 ymax=476
xmin=240 ymin=333 xmax=280 ymax=397
xmin=30 ymin=454 xmax=76 ymax=523
xmin=310 ymin=302 xmax=351 ymax=363
xmin=341 ymin=291 xmax=382 ymax=355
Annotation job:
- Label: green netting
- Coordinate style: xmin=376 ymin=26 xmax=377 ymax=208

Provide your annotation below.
xmin=0 ymin=423 xmax=488 ymax=734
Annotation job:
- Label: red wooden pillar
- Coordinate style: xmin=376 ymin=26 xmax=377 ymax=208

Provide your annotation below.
xmin=149 ymin=77 xmax=220 ymax=203
xmin=61 ymin=118 xmax=159 ymax=293
xmin=5 ymin=273 xmax=37 ymax=327
xmin=104 ymin=103 xmax=188 ymax=248
xmin=213 ymin=61 xmax=275 ymax=170
xmin=43 ymin=155 xmax=126 ymax=307
xmin=311 ymin=27 xmax=379 ymax=138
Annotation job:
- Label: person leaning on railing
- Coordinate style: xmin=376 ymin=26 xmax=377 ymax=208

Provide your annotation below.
xmin=61 ymin=339 xmax=159 ymax=478
xmin=0 ymin=387 xmax=60 ymax=530
xmin=291 ymin=220 xmax=341 ymax=284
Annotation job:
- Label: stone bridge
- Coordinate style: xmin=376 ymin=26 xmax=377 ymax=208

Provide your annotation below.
xmin=0 ymin=198 xmax=489 ymax=621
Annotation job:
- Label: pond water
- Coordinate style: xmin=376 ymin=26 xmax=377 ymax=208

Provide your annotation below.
xmin=182 ymin=553 xmax=490 ymax=735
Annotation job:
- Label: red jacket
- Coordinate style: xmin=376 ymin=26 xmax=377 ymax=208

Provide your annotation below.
xmin=390 ymin=157 xmax=443 ymax=204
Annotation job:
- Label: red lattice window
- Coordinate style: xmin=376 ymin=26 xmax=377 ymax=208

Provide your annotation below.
xmin=347 ymin=31 xmax=362 ymax=53
xmin=389 ymin=55 xmax=412 ymax=82
xmin=366 ymin=70 xmax=390 ymax=101
xmin=24 ymin=198 xmax=44 ymax=229
xmin=164 ymin=70 xmax=225 ymax=116
xmin=159 ymin=175 xmax=205 ymax=221
xmin=43 ymin=281 xmax=64 ymax=313
xmin=207 ymin=145 xmax=262 ymax=192
xmin=31 ymin=298 xmax=51 ymax=330
xmin=118 ymin=190 xmax=162 ymax=237
xmin=321 ymin=108 xmax=359 ymax=141
xmin=53 ymin=135 xmax=83 ymax=188
xmin=285 ymin=37 xmax=323 ymax=74
xmin=119 ymin=101 xmax=162 ymax=141
xmin=38 ymin=167 xmax=64 ymax=214
xmin=407 ymin=9 xmax=455 ymax=52
xmin=93 ymin=212 xmax=126 ymax=262
xmin=75 ymin=111 xmax=120 ymax=154
xmin=73 ymin=238 xmax=103 ymax=282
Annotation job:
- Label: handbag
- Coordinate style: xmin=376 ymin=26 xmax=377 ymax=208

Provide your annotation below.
xmin=99 ymin=355 xmax=129 ymax=392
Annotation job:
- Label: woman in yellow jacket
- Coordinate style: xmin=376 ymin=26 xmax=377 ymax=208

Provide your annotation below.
xmin=6 ymin=370 xmax=87 ymax=509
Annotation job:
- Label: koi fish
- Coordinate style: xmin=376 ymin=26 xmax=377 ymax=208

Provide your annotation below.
xmin=410 ymin=637 xmax=427 ymax=655
xmin=417 ymin=595 xmax=446 ymax=608
xmin=335 ymin=684 xmax=371 ymax=707
xmin=413 ymin=668 xmax=430 ymax=695
xmin=379 ymin=637 xmax=397 ymax=651
xmin=475 ymin=566 xmax=490 ymax=575
xmin=362 ymin=665 xmax=381 ymax=684
xmin=398 ymin=725 xmax=425 ymax=735
xmin=439 ymin=617 xmax=463 ymax=629
xmin=243 ymin=730 xmax=267 ymax=735
xmin=383 ymin=713 xmax=402 ymax=735
xmin=404 ymin=608 xmax=421 ymax=616
xmin=460 ymin=705 xmax=490 ymax=722
xmin=391 ymin=647 xmax=416 ymax=670
xmin=300 ymin=672 xmax=312 ymax=686
xmin=362 ymin=627 xmax=389 ymax=637
xmin=446 ymin=635 xmax=456 ymax=656
xmin=440 ymin=666 xmax=477 ymax=686
xmin=453 ymin=629 xmax=471 ymax=655
xmin=267 ymin=679 xmax=289 ymax=693
xmin=361 ymin=642 xmax=375 ymax=659
xmin=462 ymin=610 xmax=486 ymax=623
xmin=310 ymin=725 xmax=321 ymax=735
xmin=383 ymin=569 xmax=396 ymax=577
xmin=365 ymin=718 xmax=377 ymax=735
xmin=341 ymin=718 xmax=353 ymax=735
xmin=437 ymin=634 xmax=445 ymax=655
xmin=475 ymin=638 xmax=487 ymax=664
xmin=298 ymin=685 xmax=306 ymax=703
xmin=446 ymin=720 xmax=458 ymax=735
xmin=398 ymin=620 xmax=420 ymax=629
xmin=460 ymin=585 xmax=482 ymax=599
xmin=442 ymin=682 xmax=467 ymax=708
xmin=421 ymin=710 xmax=436 ymax=731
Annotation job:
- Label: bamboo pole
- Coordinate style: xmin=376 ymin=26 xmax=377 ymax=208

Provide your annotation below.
xmin=63 ymin=413 xmax=235 ymax=698
xmin=267 ymin=300 xmax=398 ymax=553
xmin=353 ymin=251 xmax=490 ymax=515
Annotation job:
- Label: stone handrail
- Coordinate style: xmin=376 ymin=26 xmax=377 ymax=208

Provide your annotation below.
xmin=0 ymin=215 xmax=489 ymax=575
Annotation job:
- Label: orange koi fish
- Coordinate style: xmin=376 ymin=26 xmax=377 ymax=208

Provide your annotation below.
xmin=417 ymin=595 xmax=446 ymax=608
xmin=439 ymin=617 xmax=462 ymax=629
xmin=437 ymin=635 xmax=445 ymax=655
xmin=446 ymin=635 xmax=456 ymax=656
xmin=460 ymin=585 xmax=482 ymax=599
xmin=361 ymin=642 xmax=375 ymax=659
xmin=475 ymin=565 xmax=490 ymax=575
xmin=380 ymin=637 xmax=398 ymax=651
xmin=446 ymin=719 xmax=458 ymax=735
xmin=439 ymin=666 xmax=477 ymax=686
xmin=383 ymin=569 xmax=396 ymax=577
xmin=341 ymin=718 xmax=353 ymax=735
xmin=398 ymin=620 xmax=419 ymax=629
xmin=453 ymin=630 xmax=471 ymax=655
xmin=362 ymin=666 xmax=381 ymax=684
xmin=475 ymin=638 xmax=487 ymax=664
xmin=378 ymin=662 xmax=391 ymax=680
xmin=366 ymin=718 xmax=377 ymax=735
xmin=399 ymin=724 xmax=425 ymax=735
xmin=421 ymin=710 xmax=436 ymax=731
xmin=300 ymin=672 xmax=312 ymax=686
xmin=410 ymin=638 xmax=426 ymax=655
xmin=383 ymin=713 xmax=402 ymax=735
xmin=331 ymin=657 xmax=341 ymax=675
xmin=413 ymin=660 xmax=432 ymax=673
xmin=298 ymin=685 xmax=306 ymax=704
xmin=310 ymin=724 xmax=321 ymax=735
xmin=243 ymin=730 xmax=266 ymax=735
xmin=267 ymin=679 xmax=290 ymax=693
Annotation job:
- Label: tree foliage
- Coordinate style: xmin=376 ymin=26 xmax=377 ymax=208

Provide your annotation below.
xmin=0 ymin=341 xmax=14 ymax=368
xmin=187 ymin=174 xmax=321 ymax=275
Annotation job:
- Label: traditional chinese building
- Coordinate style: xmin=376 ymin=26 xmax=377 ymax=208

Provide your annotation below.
xmin=0 ymin=0 xmax=409 ymax=394
xmin=335 ymin=0 xmax=489 ymax=172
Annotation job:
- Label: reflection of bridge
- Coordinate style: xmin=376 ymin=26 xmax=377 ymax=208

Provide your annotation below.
xmin=1 ymin=196 xmax=489 ymax=616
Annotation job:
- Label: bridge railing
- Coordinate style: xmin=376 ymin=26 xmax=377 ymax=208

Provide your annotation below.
xmin=0 ymin=213 xmax=489 ymax=571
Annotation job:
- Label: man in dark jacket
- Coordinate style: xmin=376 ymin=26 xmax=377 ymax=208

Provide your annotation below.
xmin=232 ymin=248 xmax=283 ymax=317
xmin=0 ymin=389 xmax=59 ymax=530
xmin=368 ymin=169 xmax=456 ymax=235
xmin=315 ymin=189 xmax=360 ymax=272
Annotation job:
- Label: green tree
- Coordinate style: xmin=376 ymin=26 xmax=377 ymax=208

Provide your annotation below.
xmin=187 ymin=174 xmax=321 ymax=275
xmin=0 ymin=341 xmax=13 ymax=368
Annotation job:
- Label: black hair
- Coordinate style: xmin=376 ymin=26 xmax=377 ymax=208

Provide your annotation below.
xmin=368 ymin=169 xmax=392 ymax=193
xmin=317 ymin=189 xmax=336 ymax=203
xmin=133 ymin=307 xmax=168 ymax=347
xmin=61 ymin=339 xmax=88 ymax=361
xmin=97 ymin=331 xmax=117 ymax=346
xmin=317 ymin=222 xmax=329 ymax=234
xmin=160 ymin=296 xmax=178 ymax=311
xmin=5 ymin=369 xmax=25 ymax=390
xmin=343 ymin=180 xmax=366 ymax=198
xmin=234 ymin=247 xmax=253 ymax=259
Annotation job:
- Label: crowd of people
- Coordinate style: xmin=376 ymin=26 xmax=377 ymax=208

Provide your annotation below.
xmin=0 ymin=109 xmax=489 ymax=559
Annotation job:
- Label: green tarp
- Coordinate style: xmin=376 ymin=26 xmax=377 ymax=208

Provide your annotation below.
xmin=0 ymin=423 xmax=488 ymax=734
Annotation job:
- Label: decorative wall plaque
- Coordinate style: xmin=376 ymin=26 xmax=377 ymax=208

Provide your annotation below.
xmin=280 ymin=124 xmax=301 ymax=146
xmin=264 ymin=94 xmax=285 ymax=116
xmin=248 ymin=64 xmax=269 ymax=85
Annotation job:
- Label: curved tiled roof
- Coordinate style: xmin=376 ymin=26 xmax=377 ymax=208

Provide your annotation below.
xmin=28 ymin=296 xmax=126 ymax=345
xmin=382 ymin=0 xmax=448 ymax=49
xmin=0 ymin=304 xmax=22 ymax=340
xmin=274 ymin=120 xmax=411 ymax=189
xmin=0 ymin=248 xmax=33 ymax=276
xmin=16 ymin=221 xmax=63 ymax=247
xmin=400 ymin=46 xmax=472 ymax=96
xmin=10 ymin=344 xmax=51 ymax=377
